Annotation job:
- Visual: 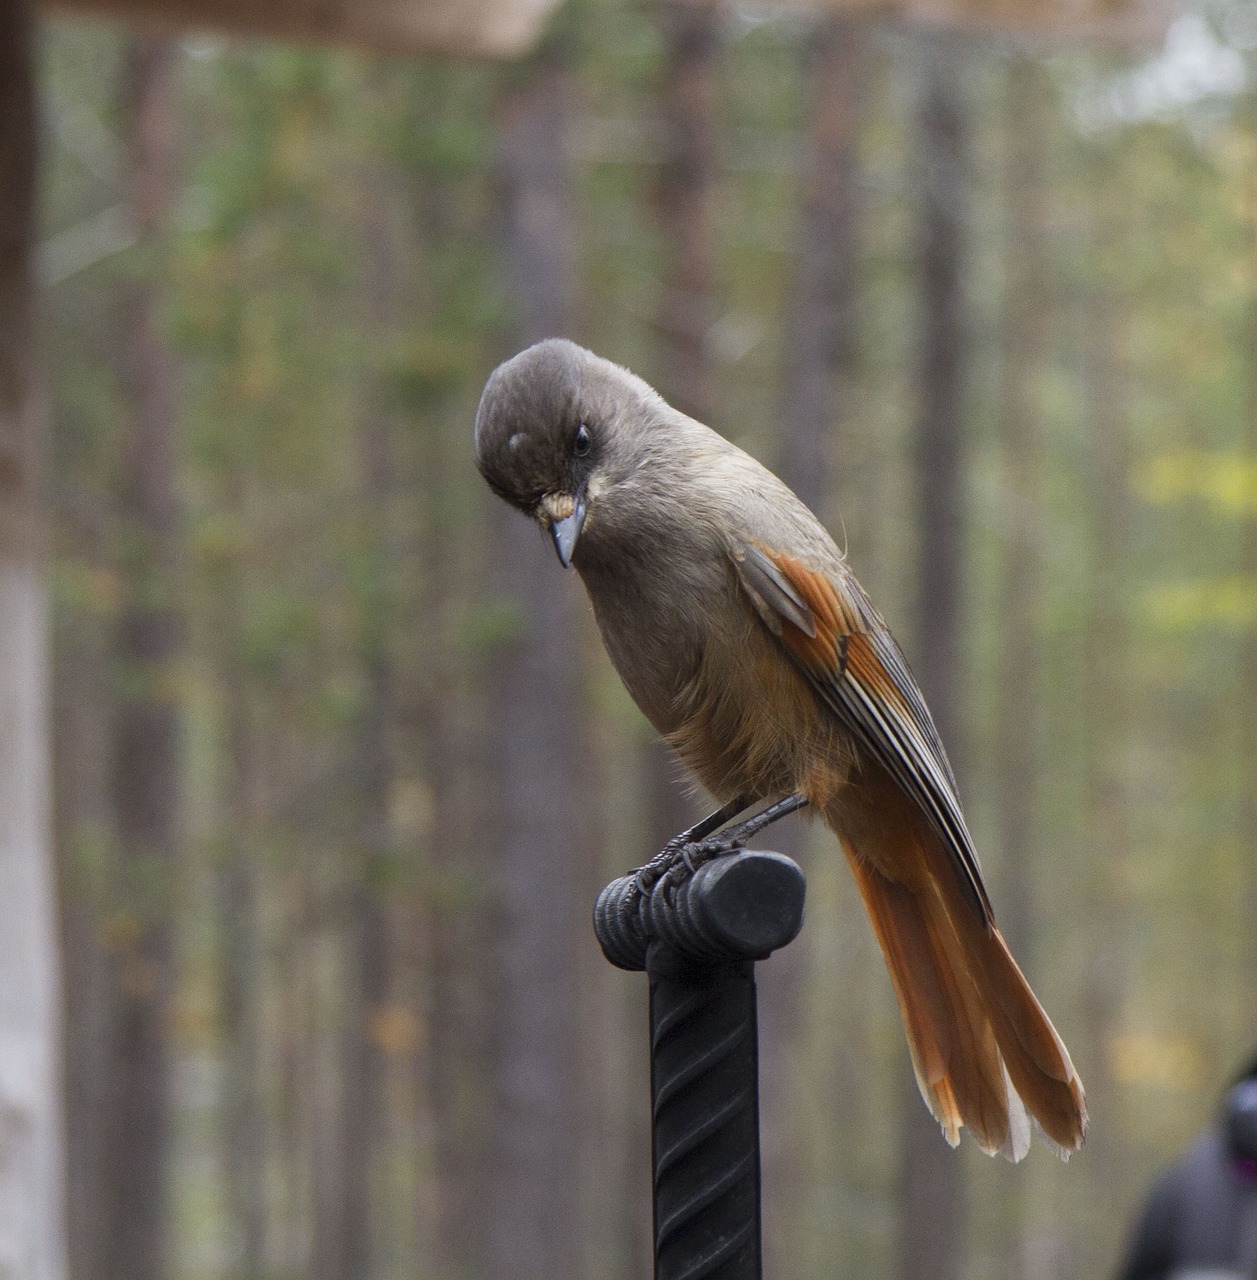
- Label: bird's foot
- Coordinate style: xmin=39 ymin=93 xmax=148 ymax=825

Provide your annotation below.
xmin=626 ymin=793 xmax=810 ymax=907
xmin=632 ymin=832 xmax=744 ymax=899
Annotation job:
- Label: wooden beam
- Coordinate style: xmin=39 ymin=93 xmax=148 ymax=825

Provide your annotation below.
xmin=43 ymin=0 xmax=562 ymax=59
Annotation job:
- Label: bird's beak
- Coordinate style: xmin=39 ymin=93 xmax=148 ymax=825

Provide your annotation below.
xmin=541 ymin=490 xmax=587 ymax=568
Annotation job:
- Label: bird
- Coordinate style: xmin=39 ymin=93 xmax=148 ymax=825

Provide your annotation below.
xmin=474 ymin=336 xmax=1086 ymax=1161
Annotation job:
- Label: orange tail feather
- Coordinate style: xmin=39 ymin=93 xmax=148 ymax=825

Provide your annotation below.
xmin=829 ymin=791 xmax=1086 ymax=1161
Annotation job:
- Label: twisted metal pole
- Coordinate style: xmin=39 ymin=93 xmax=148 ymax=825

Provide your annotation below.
xmin=595 ymin=850 xmax=807 ymax=1280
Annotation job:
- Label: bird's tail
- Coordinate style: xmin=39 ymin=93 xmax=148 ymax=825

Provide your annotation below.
xmin=828 ymin=801 xmax=1086 ymax=1161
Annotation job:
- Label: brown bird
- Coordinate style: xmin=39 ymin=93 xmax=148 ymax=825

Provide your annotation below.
xmin=475 ymin=337 xmax=1086 ymax=1161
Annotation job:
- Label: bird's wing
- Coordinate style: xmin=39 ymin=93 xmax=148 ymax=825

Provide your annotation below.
xmin=732 ymin=540 xmax=993 ymax=923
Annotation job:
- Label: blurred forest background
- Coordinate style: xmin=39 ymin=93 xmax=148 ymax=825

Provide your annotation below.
xmin=26 ymin=0 xmax=1257 ymax=1276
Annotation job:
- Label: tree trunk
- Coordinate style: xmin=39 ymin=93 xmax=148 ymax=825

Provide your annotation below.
xmin=56 ymin=625 xmax=113 ymax=1280
xmin=1077 ymin=133 xmax=1133 ymax=1280
xmin=405 ymin=75 xmax=500 ymax=1280
xmin=781 ymin=15 xmax=864 ymax=523
xmin=900 ymin=34 xmax=969 ymax=1280
xmin=994 ymin=53 xmax=1049 ymax=995
xmin=991 ymin=54 xmax=1050 ymax=1277
xmin=654 ymin=0 xmax=721 ymax=426
xmin=487 ymin=43 xmax=587 ymax=1280
xmin=319 ymin=504 xmax=393 ymax=1280
xmin=100 ymin=36 xmax=180 ymax=1280
xmin=420 ymin=385 xmax=498 ymax=1278
xmin=0 ymin=5 xmax=67 ymax=1276
xmin=422 ymin=439 xmax=498 ymax=1280
xmin=216 ymin=498 xmax=267 ymax=1280
xmin=769 ymin=18 xmax=865 ymax=1276
xmin=310 ymin=137 xmax=407 ymax=1280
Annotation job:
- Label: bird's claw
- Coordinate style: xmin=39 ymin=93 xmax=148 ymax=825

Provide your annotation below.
xmin=630 ymin=834 xmax=744 ymax=899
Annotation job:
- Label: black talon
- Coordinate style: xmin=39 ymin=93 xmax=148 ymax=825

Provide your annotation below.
xmin=626 ymin=791 xmax=809 ymax=897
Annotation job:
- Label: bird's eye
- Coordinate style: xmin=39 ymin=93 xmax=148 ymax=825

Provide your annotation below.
xmin=573 ymin=424 xmax=592 ymax=458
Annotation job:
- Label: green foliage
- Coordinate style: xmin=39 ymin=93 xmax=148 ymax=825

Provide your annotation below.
xmin=237 ymin=590 xmax=321 ymax=679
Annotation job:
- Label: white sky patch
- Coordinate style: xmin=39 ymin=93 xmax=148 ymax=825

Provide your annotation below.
xmin=1078 ymin=12 xmax=1248 ymax=129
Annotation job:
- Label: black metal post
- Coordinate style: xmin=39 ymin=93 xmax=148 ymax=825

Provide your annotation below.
xmin=594 ymin=851 xmax=807 ymax=1280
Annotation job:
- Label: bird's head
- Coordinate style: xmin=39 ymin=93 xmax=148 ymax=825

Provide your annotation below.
xmin=474 ymin=338 xmax=666 ymax=567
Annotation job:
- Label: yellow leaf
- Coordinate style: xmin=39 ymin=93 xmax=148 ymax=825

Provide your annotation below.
xmin=1142 ymin=576 xmax=1257 ymax=632
xmin=367 ymin=1004 xmax=422 ymax=1057
xmin=1136 ymin=450 xmax=1257 ymax=517
xmin=1109 ymin=1030 xmax=1205 ymax=1092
